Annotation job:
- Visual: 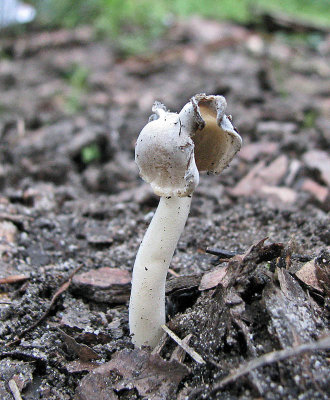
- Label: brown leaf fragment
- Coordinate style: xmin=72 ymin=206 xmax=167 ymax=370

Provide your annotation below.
xmin=75 ymin=349 xmax=189 ymax=400
xmin=199 ymin=266 xmax=229 ymax=291
xmin=58 ymin=328 xmax=101 ymax=362
xmin=75 ymin=372 xmax=118 ymax=400
xmin=295 ymin=259 xmax=323 ymax=292
xmin=72 ymin=267 xmax=131 ymax=303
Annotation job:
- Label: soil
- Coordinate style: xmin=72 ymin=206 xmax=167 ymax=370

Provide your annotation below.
xmin=0 ymin=16 xmax=329 ymax=400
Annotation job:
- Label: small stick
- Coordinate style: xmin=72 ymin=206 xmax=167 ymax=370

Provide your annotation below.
xmin=168 ymin=268 xmax=180 ymax=277
xmin=205 ymin=248 xmax=238 ymax=258
xmin=211 ymin=335 xmax=330 ymax=393
xmin=8 ymin=379 xmax=23 ymax=400
xmin=161 ymin=324 xmax=205 ymax=364
xmin=0 ymin=275 xmax=29 ymax=285
xmin=170 ymin=333 xmax=193 ymax=363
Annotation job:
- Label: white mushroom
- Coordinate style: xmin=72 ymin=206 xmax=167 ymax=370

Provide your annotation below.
xmin=129 ymin=94 xmax=242 ymax=348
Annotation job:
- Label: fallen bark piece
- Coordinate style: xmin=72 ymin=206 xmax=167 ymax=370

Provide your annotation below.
xmin=75 ymin=348 xmax=189 ymax=400
xmin=264 ymin=269 xmax=317 ymax=347
xmin=72 ymin=267 xmax=131 ymax=303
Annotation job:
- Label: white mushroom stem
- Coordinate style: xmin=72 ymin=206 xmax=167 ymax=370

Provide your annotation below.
xmin=129 ymin=196 xmax=192 ymax=348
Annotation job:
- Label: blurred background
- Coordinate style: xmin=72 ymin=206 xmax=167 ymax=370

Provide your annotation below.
xmin=0 ymin=0 xmax=329 ymax=200
xmin=2 ymin=0 xmax=330 ymax=53
xmin=0 ymin=0 xmax=329 ymax=206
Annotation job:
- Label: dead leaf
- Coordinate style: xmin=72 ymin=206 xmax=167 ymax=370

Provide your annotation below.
xmin=75 ymin=348 xmax=189 ymax=400
xmin=75 ymin=372 xmax=118 ymax=400
xmin=58 ymin=328 xmax=101 ymax=362
xmin=199 ymin=266 xmax=229 ymax=291
xmin=295 ymin=259 xmax=323 ymax=292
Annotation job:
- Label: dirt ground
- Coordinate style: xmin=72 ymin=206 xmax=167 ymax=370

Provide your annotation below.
xmin=0 ymin=16 xmax=329 ymax=400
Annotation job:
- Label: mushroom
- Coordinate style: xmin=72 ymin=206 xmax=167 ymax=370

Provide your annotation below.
xmin=129 ymin=94 xmax=242 ymax=348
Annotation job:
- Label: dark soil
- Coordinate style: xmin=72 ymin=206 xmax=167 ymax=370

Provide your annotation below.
xmin=0 ymin=17 xmax=329 ymax=400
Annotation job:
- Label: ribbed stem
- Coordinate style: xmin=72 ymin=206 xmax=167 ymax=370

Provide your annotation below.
xmin=129 ymin=196 xmax=192 ymax=348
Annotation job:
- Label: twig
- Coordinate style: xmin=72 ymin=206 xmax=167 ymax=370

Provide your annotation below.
xmin=0 ymin=274 xmax=29 ymax=284
xmin=205 ymin=248 xmax=238 ymax=258
xmin=170 ymin=333 xmax=193 ymax=363
xmin=8 ymin=264 xmax=83 ymax=345
xmin=161 ymin=324 xmax=205 ymax=364
xmin=211 ymin=335 xmax=330 ymax=394
xmin=8 ymin=379 xmax=23 ymax=400
xmin=168 ymin=268 xmax=180 ymax=277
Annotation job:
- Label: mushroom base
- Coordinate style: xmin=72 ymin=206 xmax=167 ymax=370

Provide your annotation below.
xmin=129 ymin=196 xmax=192 ymax=348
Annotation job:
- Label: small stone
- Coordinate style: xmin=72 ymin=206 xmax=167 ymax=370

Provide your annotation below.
xmin=0 ymin=221 xmax=17 ymax=243
xmin=230 ymin=155 xmax=288 ymax=197
xmin=302 ymin=150 xmax=330 ymax=187
xmin=256 ymin=121 xmax=297 ymax=136
xmin=301 ymin=178 xmax=328 ymax=203
xmin=261 ymin=185 xmax=297 ymax=204
xmin=239 ymin=141 xmax=279 ymax=162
